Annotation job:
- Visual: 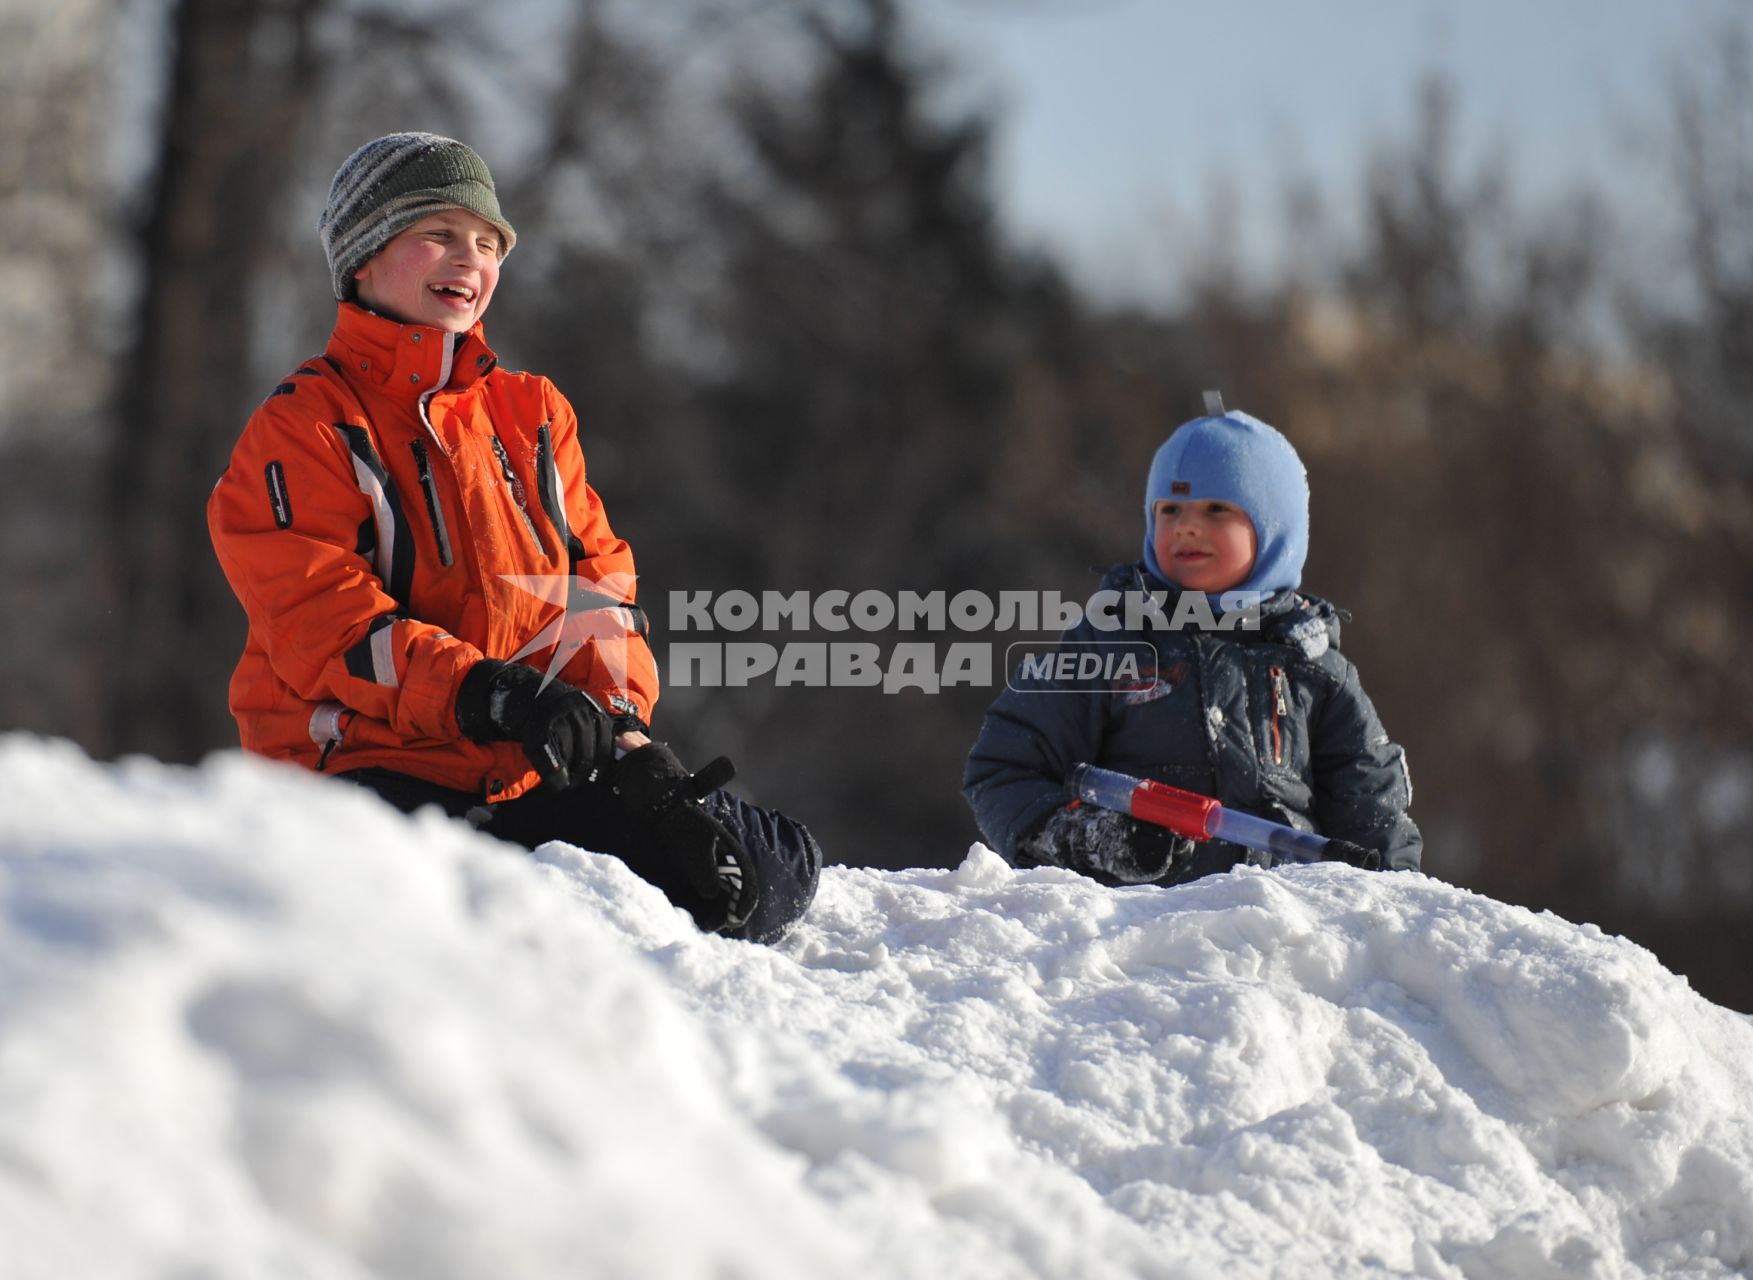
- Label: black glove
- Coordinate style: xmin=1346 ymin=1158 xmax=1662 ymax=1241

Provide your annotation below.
xmin=613 ymin=743 xmax=758 ymax=934
xmin=1321 ymin=838 xmax=1383 ymax=870
xmin=1021 ymin=802 xmax=1194 ymax=884
xmin=455 ymin=659 xmax=615 ymax=791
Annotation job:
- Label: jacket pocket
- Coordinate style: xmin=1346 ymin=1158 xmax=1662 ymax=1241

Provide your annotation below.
xmin=535 ymin=423 xmax=588 ymax=570
xmin=490 ymin=434 xmax=550 ymax=557
xmin=408 ymin=440 xmax=454 ymax=567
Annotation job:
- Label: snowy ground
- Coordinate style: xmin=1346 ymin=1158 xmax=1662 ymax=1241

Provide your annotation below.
xmin=2 ymin=736 xmax=1750 ymax=1279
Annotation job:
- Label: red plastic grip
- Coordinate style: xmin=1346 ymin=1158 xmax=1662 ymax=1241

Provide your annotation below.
xmin=1129 ymin=779 xmax=1221 ymax=841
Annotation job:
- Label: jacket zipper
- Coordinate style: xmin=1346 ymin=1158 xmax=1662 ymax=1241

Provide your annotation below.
xmin=409 ymin=440 xmax=454 ymax=567
xmin=490 ymin=434 xmax=550 ymax=556
xmin=1269 ymin=666 xmax=1289 ymax=765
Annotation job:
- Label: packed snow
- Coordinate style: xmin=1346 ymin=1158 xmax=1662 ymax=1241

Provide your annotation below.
xmin=2 ymin=735 xmax=1750 ymax=1279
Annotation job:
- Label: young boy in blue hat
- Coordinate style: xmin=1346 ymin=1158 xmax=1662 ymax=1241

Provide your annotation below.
xmin=963 ymin=402 xmax=1421 ymax=884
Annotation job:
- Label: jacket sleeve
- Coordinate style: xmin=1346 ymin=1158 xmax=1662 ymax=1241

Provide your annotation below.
xmin=544 ymin=386 xmax=660 ymax=726
xmin=207 ymin=395 xmax=481 ymax=741
xmin=1309 ymin=659 xmax=1422 ymax=871
xmin=961 ymin=626 xmax=1106 ymax=864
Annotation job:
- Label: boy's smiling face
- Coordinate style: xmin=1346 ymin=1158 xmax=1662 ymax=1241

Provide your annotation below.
xmin=352 ymin=208 xmax=503 ymax=332
xmin=1152 ymin=498 xmax=1258 ymax=593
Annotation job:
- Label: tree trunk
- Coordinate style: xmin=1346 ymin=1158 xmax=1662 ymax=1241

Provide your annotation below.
xmin=110 ymin=0 xmax=325 ymax=760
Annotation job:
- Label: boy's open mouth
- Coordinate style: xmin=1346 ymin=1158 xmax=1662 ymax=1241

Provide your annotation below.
xmin=430 ymin=283 xmax=476 ymax=302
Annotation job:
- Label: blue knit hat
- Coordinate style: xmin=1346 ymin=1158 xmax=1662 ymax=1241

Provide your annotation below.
xmin=1141 ymin=406 xmax=1309 ymax=597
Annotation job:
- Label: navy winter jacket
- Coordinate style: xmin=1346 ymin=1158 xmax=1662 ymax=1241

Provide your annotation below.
xmin=962 ymin=563 xmax=1421 ymax=881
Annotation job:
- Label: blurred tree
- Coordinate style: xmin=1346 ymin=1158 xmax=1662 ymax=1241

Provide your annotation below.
xmin=703 ymin=0 xmax=1014 ymax=582
xmin=1602 ymin=19 xmax=1753 ymax=992
xmin=110 ymin=0 xmax=332 ymax=760
xmin=0 ymin=0 xmax=114 ymax=747
xmin=661 ymin=0 xmax=1100 ymax=862
xmin=1657 ymin=20 xmax=1753 ymax=466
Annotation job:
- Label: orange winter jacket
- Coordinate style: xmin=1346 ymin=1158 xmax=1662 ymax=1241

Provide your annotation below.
xmin=208 ymin=303 xmax=658 ymax=801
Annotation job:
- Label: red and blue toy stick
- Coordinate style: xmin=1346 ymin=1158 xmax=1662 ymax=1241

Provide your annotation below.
xmin=1071 ymin=763 xmax=1357 ymax=865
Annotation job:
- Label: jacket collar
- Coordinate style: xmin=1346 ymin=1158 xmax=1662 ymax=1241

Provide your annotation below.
xmin=325 ymin=302 xmax=498 ymax=401
xmin=1100 ymin=561 xmax=1344 ymax=658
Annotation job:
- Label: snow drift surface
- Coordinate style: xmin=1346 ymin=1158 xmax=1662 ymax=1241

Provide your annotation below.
xmin=1 ymin=737 xmax=1750 ymax=1279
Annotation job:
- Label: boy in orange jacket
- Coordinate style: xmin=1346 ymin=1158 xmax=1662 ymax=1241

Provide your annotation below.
xmin=209 ymin=133 xmax=818 ymax=941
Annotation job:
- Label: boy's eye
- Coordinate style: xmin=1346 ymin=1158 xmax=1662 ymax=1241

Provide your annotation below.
xmin=1157 ymin=504 xmax=1180 ymax=518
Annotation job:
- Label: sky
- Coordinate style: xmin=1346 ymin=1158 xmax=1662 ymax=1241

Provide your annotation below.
xmin=918 ymin=0 xmax=1740 ymax=303
xmin=4 ymin=735 xmax=1752 ymax=1277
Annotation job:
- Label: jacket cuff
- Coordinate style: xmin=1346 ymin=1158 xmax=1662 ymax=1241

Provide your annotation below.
xmin=603 ymin=690 xmax=650 ymax=733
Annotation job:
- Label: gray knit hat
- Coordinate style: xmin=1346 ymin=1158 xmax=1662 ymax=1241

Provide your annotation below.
xmin=319 ymin=132 xmax=517 ymax=301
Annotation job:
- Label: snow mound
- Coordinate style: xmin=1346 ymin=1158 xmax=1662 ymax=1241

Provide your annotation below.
xmin=2 ymin=735 xmax=1750 ymax=1279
